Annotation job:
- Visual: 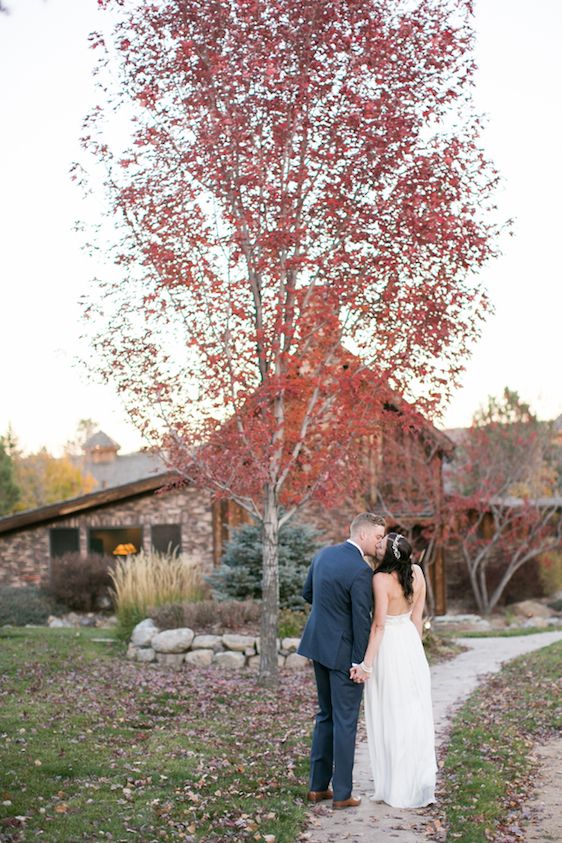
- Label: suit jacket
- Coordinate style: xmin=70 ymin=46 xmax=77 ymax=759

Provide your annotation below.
xmin=297 ymin=541 xmax=374 ymax=671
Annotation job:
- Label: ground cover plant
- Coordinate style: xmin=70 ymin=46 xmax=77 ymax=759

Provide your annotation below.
xmin=0 ymin=627 xmax=316 ymax=842
xmin=428 ymin=640 xmax=562 ymax=842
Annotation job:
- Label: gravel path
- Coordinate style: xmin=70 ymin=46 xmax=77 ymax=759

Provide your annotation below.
xmin=304 ymin=630 xmax=562 ymax=843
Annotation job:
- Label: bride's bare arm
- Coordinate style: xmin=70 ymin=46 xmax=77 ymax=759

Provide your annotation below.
xmin=410 ymin=565 xmax=426 ymax=638
xmin=360 ymin=574 xmax=388 ymax=672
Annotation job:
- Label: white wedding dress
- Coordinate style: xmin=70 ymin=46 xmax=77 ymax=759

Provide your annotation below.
xmin=364 ymin=610 xmax=436 ymax=808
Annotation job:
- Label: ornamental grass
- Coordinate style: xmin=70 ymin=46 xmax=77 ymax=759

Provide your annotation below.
xmin=110 ymin=550 xmax=207 ymax=640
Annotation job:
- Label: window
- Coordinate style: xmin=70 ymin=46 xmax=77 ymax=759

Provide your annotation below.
xmin=151 ymin=524 xmax=182 ymax=555
xmin=50 ymin=528 xmax=80 ymax=558
xmin=88 ymin=527 xmax=142 ymax=556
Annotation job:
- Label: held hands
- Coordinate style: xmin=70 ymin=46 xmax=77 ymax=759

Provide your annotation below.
xmin=350 ymin=662 xmax=372 ymax=684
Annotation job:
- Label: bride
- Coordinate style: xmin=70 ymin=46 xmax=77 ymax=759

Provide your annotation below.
xmin=352 ymin=532 xmax=436 ymax=808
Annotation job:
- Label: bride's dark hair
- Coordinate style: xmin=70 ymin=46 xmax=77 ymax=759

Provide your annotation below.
xmin=375 ymin=532 xmax=414 ymax=601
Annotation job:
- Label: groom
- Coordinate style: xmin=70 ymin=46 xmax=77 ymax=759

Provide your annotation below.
xmin=298 ymin=512 xmax=385 ymax=808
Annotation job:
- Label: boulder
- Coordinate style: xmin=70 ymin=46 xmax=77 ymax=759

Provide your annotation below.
xmin=156 ymin=652 xmax=185 ymax=669
xmin=126 ymin=643 xmax=139 ymax=660
xmin=522 ymin=616 xmax=549 ymax=628
xmin=510 ymin=600 xmax=553 ymax=619
xmin=151 ymin=628 xmax=195 ymax=653
xmin=131 ymin=619 xmax=159 ymax=647
xmin=65 ymin=612 xmax=81 ymax=626
xmin=281 ymin=637 xmax=301 ymax=653
xmin=136 ymin=647 xmax=156 ymax=662
xmin=285 ymin=653 xmax=309 ymax=670
xmin=191 ymin=634 xmax=223 ymax=651
xmin=185 ymin=649 xmax=214 ymax=668
xmin=222 ymin=634 xmax=256 ymax=652
xmin=48 ymin=616 xmax=72 ymax=628
xmin=214 ymin=651 xmax=246 ymax=669
xmin=79 ymin=616 xmax=96 ymax=627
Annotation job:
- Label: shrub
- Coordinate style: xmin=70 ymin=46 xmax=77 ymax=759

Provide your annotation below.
xmin=150 ymin=599 xmax=262 ymax=633
xmin=538 ymin=550 xmax=562 ymax=597
xmin=278 ymin=608 xmax=308 ymax=638
xmin=110 ymin=550 xmax=208 ymax=640
xmin=43 ymin=553 xmax=115 ymax=612
xmin=0 ymin=586 xmax=62 ymax=626
xmin=208 ymin=521 xmax=320 ymax=610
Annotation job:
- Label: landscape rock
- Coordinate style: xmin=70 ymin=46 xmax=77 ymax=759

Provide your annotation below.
xmin=222 ymin=634 xmax=256 ymax=652
xmin=185 ymin=649 xmax=214 ymax=668
xmin=79 ymin=616 xmax=96 ymax=627
xmin=156 ymin=652 xmax=185 ymax=669
xmin=285 ymin=653 xmax=309 ymax=670
xmin=510 ymin=600 xmax=553 ymax=619
xmin=48 ymin=616 xmax=72 ymax=628
xmin=214 ymin=651 xmax=246 ymax=669
xmin=281 ymin=637 xmax=301 ymax=653
xmin=136 ymin=647 xmax=156 ymax=662
xmin=126 ymin=643 xmax=139 ymax=660
xmin=522 ymin=616 xmax=549 ymax=628
xmin=433 ymin=613 xmax=489 ymax=626
xmin=191 ymin=634 xmax=223 ymax=651
xmin=152 ymin=627 xmax=194 ymax=653
xmin=131 ymin=619 xmax=160 ymax=647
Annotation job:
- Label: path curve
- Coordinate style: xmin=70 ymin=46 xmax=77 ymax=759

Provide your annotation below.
xmin=303 ymin=630 xmax=562 ymax=843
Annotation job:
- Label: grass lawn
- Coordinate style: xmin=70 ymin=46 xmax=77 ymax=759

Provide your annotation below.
xmin=432 ymin=639 xmax=562 ymax=843
xmin=452 ymin=625 xmax=562 ymax=638
xmin=0 ymin=627 xmax=317 ymax=842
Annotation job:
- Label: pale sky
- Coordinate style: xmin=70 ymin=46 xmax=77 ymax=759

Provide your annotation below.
xmin=0 ymin=0 xmax=561 ymax=457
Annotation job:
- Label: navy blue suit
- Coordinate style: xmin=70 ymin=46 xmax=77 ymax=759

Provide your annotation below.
xmin=298 ymin=541 xmax=373 ymax=801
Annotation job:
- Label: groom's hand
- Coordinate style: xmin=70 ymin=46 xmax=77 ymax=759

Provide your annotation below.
xmin=349 ymin=666 xmax=365 ymax=683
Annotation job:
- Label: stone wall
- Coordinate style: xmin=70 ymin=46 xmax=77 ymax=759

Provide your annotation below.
xmin=0 ymin=487 xmax=213 ymax=588
xmin=127 ymin=618 xmax=309 ymax=671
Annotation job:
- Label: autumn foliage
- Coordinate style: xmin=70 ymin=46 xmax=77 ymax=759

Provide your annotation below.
xmin=79 ymin=0 xmax=500 ymax=679
xmin=446 ymin=389 xmax=562 ymax=614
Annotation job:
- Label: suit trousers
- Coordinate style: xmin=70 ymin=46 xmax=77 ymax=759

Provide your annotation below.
xmin=309 ymin=660 xmax=364 ymax=801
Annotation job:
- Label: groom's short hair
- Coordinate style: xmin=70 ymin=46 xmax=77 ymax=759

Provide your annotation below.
xmin=350 ymin=512 xmax=385 ymax=535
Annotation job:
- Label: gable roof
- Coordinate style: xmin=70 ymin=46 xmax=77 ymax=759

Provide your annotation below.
xmin=0 ymin=471 xmax=180 ymax=536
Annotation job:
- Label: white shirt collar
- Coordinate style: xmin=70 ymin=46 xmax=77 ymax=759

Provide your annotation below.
xmin=346 ymin=539 xmax=366 ymax=559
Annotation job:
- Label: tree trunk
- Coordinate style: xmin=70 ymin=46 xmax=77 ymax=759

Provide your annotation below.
xmin=259 ymin=483 xmax=280 ymax=687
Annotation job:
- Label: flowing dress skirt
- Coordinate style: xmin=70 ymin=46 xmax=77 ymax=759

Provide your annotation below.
xmin=364 ymin=611 xmax=436 ymax=808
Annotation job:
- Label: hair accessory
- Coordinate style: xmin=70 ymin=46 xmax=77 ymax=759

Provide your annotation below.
xmin=391 ymin=534 xmax=402 ymax=559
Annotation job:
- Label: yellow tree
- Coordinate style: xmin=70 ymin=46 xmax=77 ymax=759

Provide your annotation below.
xmin=13 ymin=448 xmax=95 ymax=512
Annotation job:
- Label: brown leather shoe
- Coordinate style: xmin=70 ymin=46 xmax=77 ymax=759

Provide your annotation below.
xmin=333 ymin=795 xmax=361 ymax=809
xmin=307 ymin=789 xmax=333 ymax=803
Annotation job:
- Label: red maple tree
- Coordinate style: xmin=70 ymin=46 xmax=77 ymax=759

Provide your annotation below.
xmin=78 ymin=0 xmax=500 ymax=682
xmin=446 ymin=389 xmax=562 ymax=615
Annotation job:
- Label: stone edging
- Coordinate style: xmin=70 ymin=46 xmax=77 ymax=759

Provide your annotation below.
xmin=128 ymin=618 xmax=309 ymax=670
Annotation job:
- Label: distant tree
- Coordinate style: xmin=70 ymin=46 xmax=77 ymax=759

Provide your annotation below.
xmin=447 ymin=388 xmax=561 ymax=615
xmin=13 ymin=447 xmax=95 ymax=511
xmin=80 ymin=0 xmax=500 ymax=683
xmin=64 ymin=418 xmax=99 ymax=456
xmin=0 ymin=432 xmax=20 ymax=515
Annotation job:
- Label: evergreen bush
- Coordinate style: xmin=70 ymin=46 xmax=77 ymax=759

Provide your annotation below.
xmin=208 ymin=522 xmax=320 ymax=610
